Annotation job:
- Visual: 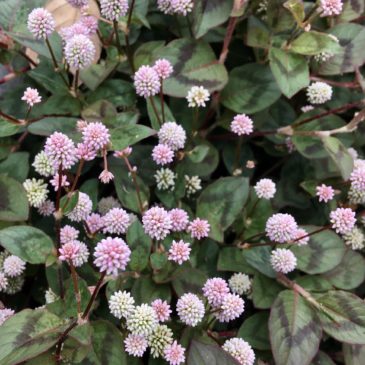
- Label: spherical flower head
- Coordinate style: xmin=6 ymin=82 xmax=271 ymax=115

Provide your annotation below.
xmin=124 ymin=334 xmax=148 ymax=357
xmin=152 ymin=144 xmax=174 ymax=166
xmin=350 ymin=167 xmax=365 ymax=191
xmin=265 ymin=213 xmax=298 ymax=243
xmin=59 ymin=241 xmax=80 ymax=262
xmin=157 ymin=0 xmax=173 ymax=14
xmin=0 ymin=308 xmax=15 ymax=326
xmin=59 ymin=23 xmax=89 ymax=42
xmin=330 ymin=207 xmax=356 ymax=235
xmin=0 ymin=272 xmax=8 ymax=292
xmin=271 ymin=248 xmax=297 ymax=274
xmin=164 ymin=341 xmax=186 ymax=365
xmin=171 ymin=0 xmax=194 ymax=15
xmin=185 ymin=175 xmax=202 ymax=196
xmin=320 ymin=0 xmax=343 ymax=17
xmin=37 ymin=200 xmax=55 ymax=216
xmin=127 ymin=304 xmax=158 ymax=336
xmin=176 ymin=293 xmax=205 ymax=327
xmin=23 ymin=178 xmax=48 ymax=208
xmin=27 ymin=8 xmax=55 ymax=39
xmin=188 ymin=218 xmax=210 ymax=240
xmin=348 ymin=147 xmax=359 ymax=160
xmin=354 ymin=159 xmax=365 ymax=170
xmin=98 ymin=196 xmax=121 ymax=215
xmin=154 ymin=59 xmax=174 ymax=80
xmin=99 ymin=169 xmax=114 ymax=184
xmin=314 ymin=51 xmax=334 ymax=63
xmin=254 ymin=178 xmax=276 ymax=199
xmin=231 ymin=114 xmax=254 ymax=136
xmin=45 ymin=288 xmax=59 ymax=304
xmin=151 ymin=299 xmax=171 ymax=322
xmin=21 ymin=87 xmax=41 ymax=107
xmin=168 ymin=240 xmax=191 ymax=265
xmin=100 ymin=0 xmax=129 ymax=21
xmin=50 ymin=173 xmax=69 ymax=192
xmin=215 ymin=293 xmax=245 ymax=322
xmin=186 ymin=86 xmax=210 ymax=107
xmin=44 ymin=132 xmax=78 ymax=170
xmin=3 ymin=256 xmax=26 ymax=277
xmin=316 ymin=184 xmax=335 ymax=203
xmin=79 ymin=16 xmax=98 ymax=34
xmin=293 ymin=228 xmax=309 ymax=246
xmin=85 ymin=213 xmax=104 ymax=234
xmin=343 ymin=226 xmax=365 ymax=251
xmin=134 ymin=65 xmax=161 ymax=98
xmin=103 ymin=207 xmax=130 ymax=235
xmin=155 ymin=168 xmax=176 ymax=191
xmin=142 ymin=207 xmax=172 ymax=240
xmin=94 ymin=237 xmax=131 ymax=275
xmin=66 ymin=192 xmax=93 ymax=222
xmin=64 ymin=34 xmax=95 ymax=69
xmin=67 ymin=0 xmax=89 ymax=7
xmin=169 ymin=208 xmax=189 ymax=232
xmin=223 ymin=338 xmax=255 ymax=365
xmin=109 ymin=290 xmax=135 ymax=319
xmin=158 ymin=122 xmax=186 ymax=151
xmin=348 ymin=186 xmax=365 ymax=205
xmin=72 ymin=241 xmax=89 ymax=267
xmin=32 ymin=151 xmax=56 ymax=177
xmin=3 ymin=275 xmax=24 ymax=295
xmin=307 ymin=82 xmax=333 ymax=104
xmin=60 ymin=225 xmax=79 ymax=244
xmin=82 ymin=121 xmax=110 ymax=151
xmin=148 ymin=324 xmax=173 ymax=358
xmin=76 ymin=142 xmax=97 ymax=161
xmin=229 ymin=273 xmax=252 ymax=296
xmin=202 ymin=278 xmax=229 ymax=307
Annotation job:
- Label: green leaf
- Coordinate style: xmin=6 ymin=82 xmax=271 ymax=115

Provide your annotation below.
xmin=217 ymin=247 xmax=254 ymax=273
xmin=196 ymin=177 xmax=249 ymax=242
xmin=0 ymin=152 xmax=29 ymax=182
xmin=322 ymin=136 xmax=354 ymax=180
xmin=246 ymin=17 xmax=271 ymax=49
xmin=172 ymin=267 xmax=208 ymax=296
xmin=316 ymin=291 xmax=365 ymax=344
xmin=0 ymin=119 xmax=20 ymax=137
xmin=134 ymin=41 xmax=166 ymax=70
xmin=80 ymin=61 xmax=118 ymax=90
xmin=0 ymin=309 xmax=67 ymax=365
xmin=322 ymin=250 xmax=365 ymax=290
xmin=82 ymin=100 xmax=117 ymax=121
xmin=28 ymin=117 xmax=78 ymax=137
xmin=238 ymin=312 xmax=270 ymax=350
xmin=343 ymin=343 xmax=365 ymax=365
xmin=132 ymin=276 xmax=171 ymax=304
xmin=318 ymin=24 xmax=365 ymax=75
xmin=150 ymin=252 xmax=168 ymax=270
xmin=283 ymin=0 xmax=305 ymax=25
xmin=110 ymin=124 xmax=156 ymax=150
xmin=60 ymin=191 xmax=80 ymax=215
xmin=290 ymin=31 xmax=341 ymax=56
xmin=0 ymin=174 xmax=29 ymax=221
xmin=187 ymin=340 xmax=239 ymax=365
xmin=221 ymin=64 xmax=281 ymax=114
xmin=310 ymin=351 xmax=336 ymax=365
xmin=147 ymin=96 xmax=175 ymax=130
xmin=159 ymin=39 xmax=228 ymax=97
xmin=129 ymin=246 xmax=150 ymax=272
xmin=127 ymin=219 xmax=152 ymax=251
xmin=269 ymin=48 xmax=309 ymax=98
xmin=269 ymin=290 xmax=322 ymax=365
xmin=0 ymin=226 xmax=55 ymax=264
xmin=187 ymin=145 xmax=210 ymax=163
xmin=338 ymin=1 xmax=365 ymax=22
xmin=291 ymin=226 xmax=346 ymax=274
xmin=243 ymin=246 xmax=276 ymax=278
xmin=191 ymin=0 xmax=234 ymax=38
xmin=252 ymin=273 xmax=283 ymax=309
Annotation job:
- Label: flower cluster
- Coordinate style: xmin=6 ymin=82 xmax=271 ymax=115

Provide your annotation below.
xmin=157 ymin=0 xmax=194 ymax=15
xmin=319 ymin=0 xmax=343 ymax=17
xmin=0 ymin=251 xmax=26 ymax=295
xmin=306 ymin=82 xmax=333 ymax=104
xmin=186 ymin=86 xmax=210 ymax=107
xmin=231 ymin=114 xmax=254 ymax=136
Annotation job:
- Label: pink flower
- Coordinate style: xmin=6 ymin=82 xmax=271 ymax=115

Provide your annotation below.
xmin=202 ymin=278 xmax=229 ymax=307
xmin=79 ymin=16 xmax=98 ymax=34
xmin=152 ymin=144 xmax=174 ymax=165
xmin=99 ymin=170 xmax=114 ymax=184
xmin=21 ymin=87 xmax=41 ymax=107
xmin=27 ymin=8 xmax=55 ymax=39
xmin=154 ymin=59 xmax=173 ymax=79
xmin=85 ymin=213 xmax=105 ymax=234
xmin=142 ymin=206 xmax=172 ymax=240
xmin=330 ymin=208 xmax=356 ymax=234
xmin=223 ymin=338 xmax=255 ymax=365
xmin=230 ymin=114 xmax=254 ymax=136
xmin=0 ymin=308 xmax=15 ymax=325
xmin=177 ymin=293 xmax=205 ymax=326
xmin=271 ymin=248 xmax=297 ymax=274
xmin=215 ymin=293 xmax=245 ymax=323
xmin=59 ymin=23 xmax=89 ymax=41
xmin=169 ymin=208 xmax=189 ymax=232
xmin=187 ymin=218 xmax=210 ymax=240
xmin=114 ymin=146 xmax=132 ymax=158
xmin=60 ymin=225 xmax=79 ymax=244
xmin=254 ymin=178 xmax=276 ymax=199
xmin=82 ymin=122 xmax=110 ymax=151
xmin=44 ymin=132 xmax=78 ymax=169
xmin=103 ymin=208 xmax=130 ymax=235
xmin=0 ymin=273 xmax=8 ymax=292
xmin=168 ymin=240 xmax=191 ymax=265
xmin=316 ymin=184 xmax=335 ymax=203
xmin=293 ymin=228 xmax=309 ymax=246
xmin=66 ymin=0 xmax=89 ymax=8
xmin=158 ymin=122 xmax=186 ymax=151
xmin=50 ymin=173 xmax=69 ymax=191
xmin=164 ymin=341 xmax=186 ymax=365
xmin=59 ymin=241 xmax=80 ymax=262
xmin=37 ymin=200 xmax=55 ymax=216
xmin=93 ymin=237 xmax=131 ymax=275
xmin=76 ymin=120 xmax=88 ymax=132
xmin=3 ymin=255 xmax=26 ymax=277
xmin=350 ymin=167 xmax=365 ymax=191
xmin=124 ymin=334 xmax=148 ymax=357
xmin=320 ymin=0 xmax=343 ymax=16
xmin=171 ymin=0 xmax=194 ymax=15
xmin=265 ymin=213 xmax=298 ymax=243
xmin=134 ymin=65 xmax=161 ymax=98
xmin=100 ymin=0 xmax=129 ymax=21
xmin=151 ymin=299 xmax=172 ymax=322
xmin=64 ymin=34 xmax=95 ymax=69
xmin=76 ymin=142 xmax=97 ymax=161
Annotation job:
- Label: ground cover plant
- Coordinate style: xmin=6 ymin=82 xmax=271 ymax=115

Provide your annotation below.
xmin=1 ymin=0 xmax=365 ymax=364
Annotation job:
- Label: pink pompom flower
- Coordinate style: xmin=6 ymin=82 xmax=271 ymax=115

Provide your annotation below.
xmin=99 ymin=170 xmax=114 ymax=184
xmin=164 ymin=341 xmax=186 ymax=365
xmin=169 ymin=208 xmax=189 ymax=232
xmin=82 ymin=122 xmax=110 ymax=151
xmin=154 ymin=59 xmax=173 ymax=80
xmin=64 ymin=34 xmax=95 ymax=69
xmin=27 ymin=8 xmax=55 ymax=39
xmin=152 ymin=144 xmax=174 ymax=165
xmin=93 ymin=237 xmax=131 ymax=275
xmin=85 ymin=213 xmax=105 ymax=234
xmin=168 ymin=240 xmax=191 ymax=265
xmin=202 ymin=278 xmax=229 ymax=308
xmin=124 ymin=334 xmax=148 ymax=357
xmin=265 ymin=213 xmax=298 ymax=243
xmin=22 ymin=87 xmax=41 ymax=107
xmin=60 ymin=225 xmax=79 ymax=244
xmin=271 ymin=248 xmax=297 ymax=274
xmin=316 ymin=184 xmax=335 ymax=203
xmin=187 ymin=218 xmax=210 ymax=240
xmin=215 ymin=293 xmax=245 ymax=323
xmin=134 ymin=65 xmax=161 ymax=98
xmin=319 ymin=0 xmax=343 ymax=17
xmin=230 ymin=114 xmax=254 ymax=136
xmin=151 ymin=299 xmax=172 ymax=322
xmin=103 ymin=207 xmax=130 ymax=235
xmin=330 ymin=208 xmax=356 ymax=235
xmin=293 ymin=228 xmax=309 ymax=246
xmin=142 ymin=206 xmax=172 ymax=240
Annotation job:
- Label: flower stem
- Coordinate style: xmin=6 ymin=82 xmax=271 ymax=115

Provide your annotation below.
xmin=150 ymin=96 xmax=162 ymax=126
xmin=124 ymin=0 xmax=136 ymax=72
xmin=113 ymin=20 xmax=123 ymax=55
xmin=82 ymin=271 xmax=106 ymax=319
xmin=160 ymin=80 xmax=166 ymax=124
xmin=69 ymin=261 xmax=82 ymax=315
xmin=45 ymin=37 xmax=69 ymax=87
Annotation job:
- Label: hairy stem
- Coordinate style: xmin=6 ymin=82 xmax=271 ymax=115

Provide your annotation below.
xmin=82 ymin=271 xmax=106 ymax=319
